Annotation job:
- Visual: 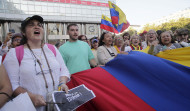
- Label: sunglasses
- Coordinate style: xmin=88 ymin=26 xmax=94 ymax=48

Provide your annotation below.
xmin=178 ymin=34 xmax=188 ymax=36
xmin=13 ymin=38 xmax=22 ymax=42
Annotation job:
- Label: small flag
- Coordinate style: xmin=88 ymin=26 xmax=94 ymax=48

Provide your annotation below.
xmin=100 ymin=14 xmax=118 ymax=33
xmin=108 ymin=1 xmax=130 ymax=33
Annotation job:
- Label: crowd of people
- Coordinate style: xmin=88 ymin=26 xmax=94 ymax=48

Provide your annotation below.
xmin=0 ymin=15 xmax=189 ymax=110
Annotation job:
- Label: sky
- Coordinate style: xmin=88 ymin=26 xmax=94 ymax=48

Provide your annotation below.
xmin=116 ymin=0 xmax=190 ymax=25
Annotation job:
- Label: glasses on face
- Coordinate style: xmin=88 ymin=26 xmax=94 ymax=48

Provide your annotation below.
xmin=147 ymin=33 xmax=156 ymax=35
xmin=27 ymin=22 xmax=43 ymax=28
xmin=13 ymin=38 xmax=22 ymax=42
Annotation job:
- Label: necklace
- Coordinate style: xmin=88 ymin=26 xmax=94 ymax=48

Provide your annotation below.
xmin=27 ymin=43 xmax=55 ymax=92
xmin=35 ymin=49 xmax=45 ymax=68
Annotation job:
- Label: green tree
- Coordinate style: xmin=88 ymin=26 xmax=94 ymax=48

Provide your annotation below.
xmin=140 ymin=17 xmax=190 ymax=33
xmin=122 ymin=27 xmax=137 ymax=36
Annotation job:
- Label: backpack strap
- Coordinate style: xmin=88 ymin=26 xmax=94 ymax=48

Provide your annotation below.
xmin=15 ymin=45 xmax=24 ymax=66
xmin=15 ymin=44 xmax=56 ymax=66
xmin=46 ymin=44 xmax=56 ymax=57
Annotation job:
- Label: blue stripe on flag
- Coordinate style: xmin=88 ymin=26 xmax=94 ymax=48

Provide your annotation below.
xmin=102 ymin=51 xmax=190 ymax=111
xmin=110 ymin=8 xmax=119 ymax=17
xmin=101 ymin=19 xmax=113 ymax=27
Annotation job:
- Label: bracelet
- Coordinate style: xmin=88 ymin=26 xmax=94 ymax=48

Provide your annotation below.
xmin=0 ymin=92 xmax=13 ymax=101
xmin=58 ymin=82 xmax=65 ymax=86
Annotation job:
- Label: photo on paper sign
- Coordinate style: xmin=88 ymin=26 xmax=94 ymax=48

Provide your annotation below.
xmin=52 ymin=84 xmax=96 ymax=111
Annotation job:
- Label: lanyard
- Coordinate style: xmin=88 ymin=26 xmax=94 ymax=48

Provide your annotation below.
xmin=27 ymin=43 xmax=55 ymax=91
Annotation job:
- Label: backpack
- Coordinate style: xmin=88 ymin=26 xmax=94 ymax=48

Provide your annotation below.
xmin=15 ymin=44 xmax=56 ymax=65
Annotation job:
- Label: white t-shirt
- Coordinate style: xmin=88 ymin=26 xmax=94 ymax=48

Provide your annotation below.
xmin=180 ymin=41 xmax=190 ymax=47
xmin=3 ymin=44 xmax=70 ymax=111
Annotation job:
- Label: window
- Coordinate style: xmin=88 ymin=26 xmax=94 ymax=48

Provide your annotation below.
xmin=48 ymin=23 xmax=63 ymax=35
xmin=21 ymin=4 xmax=28 ymax=11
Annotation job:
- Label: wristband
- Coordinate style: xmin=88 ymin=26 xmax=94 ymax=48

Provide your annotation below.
xmin=58 ymin=82 xmax=65 ymax=86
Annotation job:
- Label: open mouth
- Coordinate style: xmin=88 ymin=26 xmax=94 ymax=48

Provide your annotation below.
xmin=34 ymin=31 xmax=40 ymax=35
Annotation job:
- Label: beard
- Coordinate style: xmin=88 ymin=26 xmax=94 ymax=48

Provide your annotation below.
xmin=70 ymin=35 xmax=78 ymax=41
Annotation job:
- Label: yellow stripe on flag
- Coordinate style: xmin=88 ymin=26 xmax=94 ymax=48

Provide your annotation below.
xmin=108 ymin=1 xmax=127 ymax=24
xmin=102 ymin=14 xmax=112 ymax=22
xmin=138 ymin=47 xmax=190 ymax=67
xmin=156 ymin=47 xmax=190 ymax=67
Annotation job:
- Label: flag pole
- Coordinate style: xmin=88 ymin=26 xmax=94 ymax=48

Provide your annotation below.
xmin=108 ymin=1 xmax=116 ymax=39
xmin=112 ymin=26 xmax=116 ymax=40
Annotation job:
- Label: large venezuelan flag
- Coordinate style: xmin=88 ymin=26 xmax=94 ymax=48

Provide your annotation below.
xmin=100 ymin=14 xmax=118 ymax=33
xmin=108 ymin=1 xmax=130 ymax=33
xmin=67 ymin=47 xmax=190 ymax=111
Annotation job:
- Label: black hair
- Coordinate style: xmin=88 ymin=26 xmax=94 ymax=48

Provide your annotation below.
xmin=67 ymin=24 xmax=78 ymax=31
xmin=20 ymin=35 xmax=28 ymax=45
xmin=55 ymin=42 xmax=60 ymax=48
xmin=122 ymin=32 xmax=130 ymax=40
xmin=99 ymin=32 xmax=112 ymax=46
xmin=156 ymin=30 xmax=163 ymax=37
xmin=177 ymin=28 xmax=189 ymax=35
xmin=78 ymin=35 xmax=87 ymax=40
xmin=20 ymin=19 xmax=44 ymax=45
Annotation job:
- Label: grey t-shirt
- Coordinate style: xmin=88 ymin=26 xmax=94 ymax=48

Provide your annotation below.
xmin=153 ymin=43 xmax=182 ymax=55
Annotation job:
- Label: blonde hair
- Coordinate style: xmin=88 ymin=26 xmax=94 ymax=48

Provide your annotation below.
xmin=129 ymin=35 xmax=141 ymax=46
xmin=130 ymin=35 xmax=140 ymax=42
xmin=114 ymin=35 xmax=123 ymax=45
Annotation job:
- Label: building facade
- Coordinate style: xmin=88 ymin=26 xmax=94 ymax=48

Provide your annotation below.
xmin=0 ymin=0 xmax=116 ymax=43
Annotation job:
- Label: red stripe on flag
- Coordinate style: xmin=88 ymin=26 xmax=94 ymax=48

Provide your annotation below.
xmin=100 ymin=24 xmax=118 ymax=33
xmin=121 ymin=21 xmax=130 ymax=32
xmin=67 ymin=67 xmax=155 ymax=111
xmin=111 ymin=16 xmax=119 ymax=24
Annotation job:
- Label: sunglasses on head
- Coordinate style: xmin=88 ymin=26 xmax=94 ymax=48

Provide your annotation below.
xmin=178 ymin=34 xmax=188 ymax=36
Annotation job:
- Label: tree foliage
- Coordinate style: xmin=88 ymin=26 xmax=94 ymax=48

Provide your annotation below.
xmin=140 ymin=17 xmax=190 ymax=33
xmin=121 ymin=26 xmax=137 ymax=36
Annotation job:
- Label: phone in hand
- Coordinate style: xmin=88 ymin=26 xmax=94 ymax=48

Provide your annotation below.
xmin=9 ymin=29 xmax=15 ymax=34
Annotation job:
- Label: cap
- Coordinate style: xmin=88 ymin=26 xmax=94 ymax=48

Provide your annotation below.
xmin=92 ymin=39 xmax=98 ymax=44
xmin=21 ymin=15 xmax=43 ymax=31
xmin=140 ymin=30 xmax=147 ymax=36
xmin=12 ymin=33 xmax=23 ymax=41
